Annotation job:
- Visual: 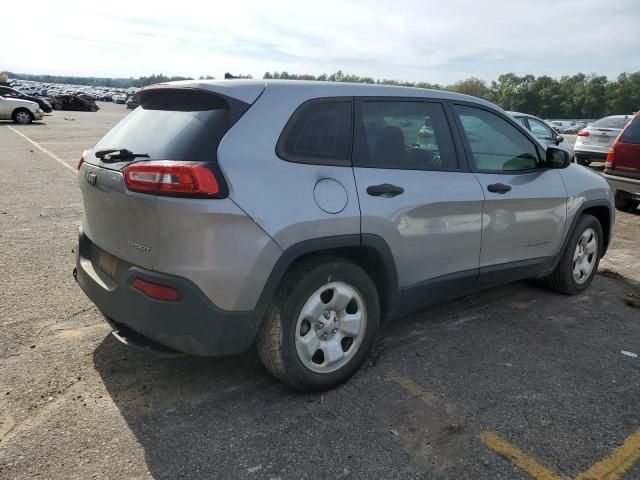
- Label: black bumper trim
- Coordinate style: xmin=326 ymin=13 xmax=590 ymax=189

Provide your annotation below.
xmin=76 ymin=232 xmax=260 ymax=356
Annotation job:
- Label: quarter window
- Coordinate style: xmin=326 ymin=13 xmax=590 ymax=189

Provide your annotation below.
xmin=454 ymin=105 xmax=540 ymax=172
xmin=278 ymin=100 xmax=352 ymax=165
xmin=355 ymin=101 xmax=458 ymax=170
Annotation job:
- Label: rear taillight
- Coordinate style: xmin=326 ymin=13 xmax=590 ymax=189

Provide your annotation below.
xmin=577 ymin=130 xmax=590 ymax=137
xmin=132 ymin=278 xmax=181 ymax=301
xmin=77 ymin=149 xmax=90 ymax=170
xmin=123 ymin=161 xmax=221 ymax=198
xmin=605 ymin=147 xmax=616 ymax=170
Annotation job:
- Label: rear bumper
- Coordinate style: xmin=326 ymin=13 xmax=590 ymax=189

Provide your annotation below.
xmin=603 ymin=173 xmax=640 ymax=198
xmin=75 ymin=230 xmax=260 ymax=356
xmin=574 ymin=148 xmax=608 ymax=160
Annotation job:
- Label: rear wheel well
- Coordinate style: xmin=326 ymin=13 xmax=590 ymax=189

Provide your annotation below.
xmin=12 ymin=108 xmax=33 ymax=120
xmin=282 ymin=246 xmax=393 ymax=314
xmin=581 ymin=206 xmax=611 ymax=253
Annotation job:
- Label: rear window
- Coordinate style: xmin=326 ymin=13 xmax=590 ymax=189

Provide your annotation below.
xmin=620 ymin=116 xmax=640 ymax=144
xmin=92 ymin=91 xmax=232 ymax=162
xmin=591 ymin=116 xmax=631 ymax=129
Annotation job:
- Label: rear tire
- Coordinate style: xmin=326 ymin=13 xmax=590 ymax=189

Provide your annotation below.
xmin=542 ymin=214 xmax=602 ymax=295
xmin=576 ymin=156 xmax=591 ymax=166
xmin=13 ymin=109 xmax=33 ymax=125
xmin=257 ymin=257 xmax=380 ymax=392
xmin=614 ymin=191 xmax=638 ymax=212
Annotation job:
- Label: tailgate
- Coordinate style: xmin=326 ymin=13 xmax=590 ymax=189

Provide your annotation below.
xmin=79 ymin=162 xmax=158 ymax=269
xmin=583 ymin=128 xmax=619 ymax=146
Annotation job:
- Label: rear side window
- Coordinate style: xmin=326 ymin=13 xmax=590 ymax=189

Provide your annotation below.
xmin=277 ymin=100 xmax=352 ymax=165
xmin=354 ymin=100 xmax=459 ymax=171
xmin=454 ymin=105 xmax=541 ymax=172
xmin=620 ymin=116 xmax=640 ymax=144
xmin=92 ymin=90 xmax=233 ymax=162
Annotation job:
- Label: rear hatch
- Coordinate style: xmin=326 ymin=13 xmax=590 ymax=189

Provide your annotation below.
xmin=78 ymin=84 xmax=263 ymax=270
xmin=582 ymin=116 xmax=630 ymax=147
xmin=608 ymin=114 xmax=640 ymax=177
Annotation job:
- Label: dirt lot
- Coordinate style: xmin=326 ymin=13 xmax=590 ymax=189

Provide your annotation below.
xmin=1 ymin=103 xmax=639 ymax=479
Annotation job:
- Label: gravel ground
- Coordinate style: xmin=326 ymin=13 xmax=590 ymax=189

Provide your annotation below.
xmin=1 ymin=104 xmax=639 ymax=479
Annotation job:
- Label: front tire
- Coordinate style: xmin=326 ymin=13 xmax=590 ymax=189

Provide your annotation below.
xmin=542 ymin=214 xmax=603 ymax=294
xmin=257 ymin=258 xmax=380 ymax=392
xmin=53 ymin=103 xmax=62 ymax=110
xmin=13 ymin=109 xmax=33 ymax=125
xmin=614 ymin=191 xmax=639 ymax=212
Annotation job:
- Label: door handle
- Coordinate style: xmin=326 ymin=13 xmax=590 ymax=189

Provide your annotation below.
xmin=366 ymin=183 xmax=405 ymax=197
xmin=487 ymin=183 xmax=512 ymax=194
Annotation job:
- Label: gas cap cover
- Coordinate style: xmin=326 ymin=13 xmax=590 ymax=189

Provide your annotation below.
xmin=313 ymin=178 xmax=348 ymax=214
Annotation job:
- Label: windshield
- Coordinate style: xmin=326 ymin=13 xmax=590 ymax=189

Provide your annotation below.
xmin=591 ymin=116 xmax=630 ymax=129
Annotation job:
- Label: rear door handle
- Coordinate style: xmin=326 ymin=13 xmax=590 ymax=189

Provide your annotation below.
xmin=366 ymin=183 xmax=404 ymax=197
xmin=487 ymin=183 xmax=512 ymax=194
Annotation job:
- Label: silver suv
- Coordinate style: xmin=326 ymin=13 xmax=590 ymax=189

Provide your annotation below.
xmin=75 ymin=80 xmax=614 ymax=392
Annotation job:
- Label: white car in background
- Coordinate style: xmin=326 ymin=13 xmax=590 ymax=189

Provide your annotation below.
xmin=0 ymin=95 xmax=44 ymax=124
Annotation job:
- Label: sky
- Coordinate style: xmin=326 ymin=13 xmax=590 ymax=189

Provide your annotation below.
xmin=3 ymin=0 xmax=639 ymax=84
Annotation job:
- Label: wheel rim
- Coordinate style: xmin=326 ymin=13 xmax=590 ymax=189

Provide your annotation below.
xmin=16 ymin=111 xmax=30 ymax=124
xmin=294 ymin=281 xmax=367 ymax=374
xmin=572 ymin=227 xmax=598 ymax=284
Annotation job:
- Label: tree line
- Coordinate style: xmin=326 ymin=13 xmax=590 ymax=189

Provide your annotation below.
xmin=264 ymin=70 xmax=640 ymax=119
xmin=4 ymin=69 xmax=639 ymax=118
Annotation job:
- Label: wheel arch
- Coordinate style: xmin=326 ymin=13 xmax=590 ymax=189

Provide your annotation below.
xmin=254 ymin=234 xmax=400 ymax=320
xmin=552 ymin=199 xmax=612 ymax=271
xmin=12 ymin=107 xmax=33 ymax=122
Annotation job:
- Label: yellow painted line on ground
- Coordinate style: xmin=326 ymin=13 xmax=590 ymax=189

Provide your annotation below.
xmin=7 ymin=125 xmax=76 ymax=173
xmin=479 ymin=431 xmax=563 ymax=480
xmin=575 ymin=427 xmax=640 ymax=480
xmin=389 ymin=376 xmax=439 ymax=407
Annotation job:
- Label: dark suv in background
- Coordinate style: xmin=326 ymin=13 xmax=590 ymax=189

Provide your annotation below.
xmin=49 ymin=94 xmax=99 ymax=112
xmin=0 ymin=86 xmax=53 ymax=113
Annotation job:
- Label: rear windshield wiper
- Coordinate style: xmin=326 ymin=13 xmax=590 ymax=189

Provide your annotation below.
xmin=95 ymin=148 xmax=150 ymax=162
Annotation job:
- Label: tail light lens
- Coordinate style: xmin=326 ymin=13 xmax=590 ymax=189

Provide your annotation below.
xmin=132 ymin=278 xmax=181 ymax=301
xmin=605 ymin=147 xmax=616 ymax=170
xmin=577 ymin=130 xmax=590 ymax=137
xmin=77 ymin=149 xmax=90 ymax=170
xmin=123 ymin=161 xmax=221 ymax=198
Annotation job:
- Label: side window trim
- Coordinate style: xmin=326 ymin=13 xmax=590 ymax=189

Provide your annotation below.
xmin=353 ymin=96 xmax=469 ymax=172
xmin=276 ymin=97 xmax=354 ymax=167
xmin=448 ymin=101 xmax=546 ymax=175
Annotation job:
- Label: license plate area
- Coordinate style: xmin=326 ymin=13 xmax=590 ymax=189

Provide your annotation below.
xmin=97 ymin=249 xmax=118 ymax=278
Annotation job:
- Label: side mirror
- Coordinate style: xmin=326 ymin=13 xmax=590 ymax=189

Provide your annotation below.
xmin=555 ymin=135 xmax=564 ymax=145
xmin=546 ymin=146 xmax=571 ymax=169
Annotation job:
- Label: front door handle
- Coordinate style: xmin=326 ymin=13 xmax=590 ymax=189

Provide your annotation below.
xmin=487 ymin=183 xmax=512 ymax=194
xmin=367 ymin=183 xmax=405 ymax=197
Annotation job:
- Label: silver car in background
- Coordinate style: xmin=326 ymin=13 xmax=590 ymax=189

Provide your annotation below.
xmin=575 ymin=115 xmax=632 ymax=166
xmin=75 ymin=80 xmax=614 ymax=392
xmin=509 ymin=112 xmax=575 ymax=160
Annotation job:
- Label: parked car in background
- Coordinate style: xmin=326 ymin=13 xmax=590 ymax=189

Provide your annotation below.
xmin=575 ymin=115 xmax=632 ymax=166
xmin=75 ymin=80 xmax=613 ymax=392
xmin=49 ymin=94 xmax=99 ymax=112
xmin=509 ymin=112 xmax=574 ymax=160
xmin=547 ymin=120 xmax=576 ymax=133
xmin=125 ymin=96 xmax=139 ymax=109
xmin=0 ymin=94 xmax=44 ymax=124
xmin=0 ymin=86 xmax=53 ymax=113
xmin=604 ymin=113 xmax=640 ymax=211
xmin=113 ymin=94 xmax=127 ymax=104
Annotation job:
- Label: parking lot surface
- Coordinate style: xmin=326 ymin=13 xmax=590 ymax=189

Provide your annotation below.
xmin=1 ymin=104 xmax=639 ymax=479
